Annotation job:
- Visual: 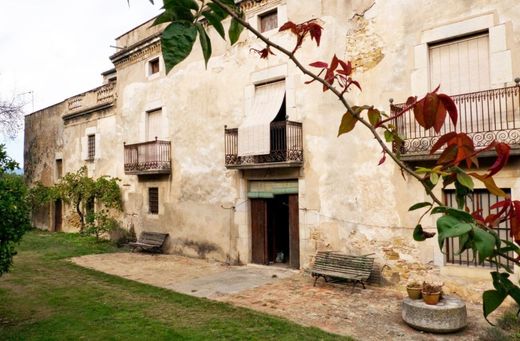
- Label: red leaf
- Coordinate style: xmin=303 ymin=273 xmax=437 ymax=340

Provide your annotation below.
xmin=330 ymin=54 xmax=339 ymax=72
xmin=438 ymin=93 xmax=458 ymax=127
xmin=279 ymin=21 xmax=297 ymax=33
xmin=309 ymin=61 xmax=328 ymax=68
xmin=308 ymin=22 xmax=323 ymax=46
xmin=378 ymin=151 xmax=386 ymax=165
xmin=487 ymin=142 xmax=511 ymax=177
xmin=422 ymin=93 xmax=440 ymax=130
xmin=349 ymin=79 xmax=362 ymax=91
xmin=337 ymin=60 xmax=352 ymax=76
xmin=433 ymin=97 xmax=447 ymax=133
xmin=430 ymin=132 xmax=457 ymax=154
xmin=413 ymin=98 xmax=426 ymax=128
xmin=490 ymin=199 xmax=511 ymax=210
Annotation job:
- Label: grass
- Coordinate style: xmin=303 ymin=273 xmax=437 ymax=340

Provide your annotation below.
xmin=482 ymin=305 xmax=520 ymax=340
xmin=0 ymin=230 xmax=351 ymax=341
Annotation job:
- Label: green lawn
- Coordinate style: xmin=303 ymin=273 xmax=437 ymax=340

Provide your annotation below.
xmin=0 ymin=230 xmax=351 ymax=340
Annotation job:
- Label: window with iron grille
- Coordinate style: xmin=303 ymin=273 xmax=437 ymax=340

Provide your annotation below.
xmin=259 ymin=9 xmax=278 ymax=33
xmin=149 ymin=57 xmax=160 ymax=75
xmin=149 ymin=187 xmax=159 ymax=215
xmin=444 ymin=188 xmax=514 ymax=269
xmin=87 ymin=135 xmax=95 ymax=160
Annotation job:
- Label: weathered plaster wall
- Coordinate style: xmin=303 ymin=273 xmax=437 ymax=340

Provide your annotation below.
xmin=24 ymin=103 xmax=64 ymax=229
xmin=24 ymin=0 xmax=520 ymax=280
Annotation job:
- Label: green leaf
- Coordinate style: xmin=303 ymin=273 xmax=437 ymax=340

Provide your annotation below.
xmin=161 ymin=22 xmax=198 ymax=73
xmin=473 ymin=226 xmax=497 ymax=263
xmin=207 ymin=3 xmax=229 ymax=19
xmin=196 ymin=23 xmax=212 ymax=68
xmin=228 ymin=12 xmax=245 ymax=45
xmin=483 ymin=290 xmax=507 ymax=319
xmin=367 ymin=108 xmax=381 ymax=126
xmin=384 ymin=130 xmax=393 ymax=143
xmin=153 ymin=10 xmax=174 ymax=26
xmin=413 ymin=224 xmax=435 ymax=241
xmin=408 ymin=202 xmax=432 ymax=211
xmin=202 ymin=10 xmax=226 ymax=39
xmin=437 ymin=215 xmax=473 ymax=250
xmin=457 ymin=233 xmax=471 ymax=254
xmin=456 ymin=172 xmax=474 ymax=190
xmin=430 ymin=172 xmax=439 ymax=185
xmin=338 ymin=112 xmax=358 ymax=136
xmin=164 ymin=0 xmax=199 ymax=11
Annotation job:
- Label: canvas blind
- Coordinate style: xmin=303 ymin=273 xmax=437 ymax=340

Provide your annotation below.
xmin=238 ymin=80 xmax=285 ymax=156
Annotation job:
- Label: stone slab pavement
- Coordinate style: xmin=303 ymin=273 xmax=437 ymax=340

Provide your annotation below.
xmin=70 ymin=252 xmax=504 ymax=340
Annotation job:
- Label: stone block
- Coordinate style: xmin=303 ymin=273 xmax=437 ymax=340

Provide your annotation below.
xmin=402 ymin=296 xmax=467 ymax=333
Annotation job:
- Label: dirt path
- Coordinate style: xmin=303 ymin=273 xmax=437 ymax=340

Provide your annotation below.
xmin=71 ymin=253 xmax=494 ymax=340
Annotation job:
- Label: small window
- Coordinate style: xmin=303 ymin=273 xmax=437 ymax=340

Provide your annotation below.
xmin=87 ymin=135 xmax=95 ymax=160
xmin=56 ymin=159 xmax=63 ymax=179
xmin=259 ymin=9 xmax=278 ymax=33
xmin=148 ymin=58 xmax=160 ymax=75
xmin=149 ymin=187 xmax=159 ymax=215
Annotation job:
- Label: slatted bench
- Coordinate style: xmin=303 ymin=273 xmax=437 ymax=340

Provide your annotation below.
xmin=311 ymin=251 xmax=375 ymax=292
xmin=128 ymin=232 xmax=169 ymax=253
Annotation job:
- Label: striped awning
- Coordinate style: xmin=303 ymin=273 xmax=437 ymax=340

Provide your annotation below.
xmin=238 ymin=80 xmax=285 ymax=156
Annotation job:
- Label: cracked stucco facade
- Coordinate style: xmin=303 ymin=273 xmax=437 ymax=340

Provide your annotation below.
xmin=25 ymin=0 xmax=520 ymax=281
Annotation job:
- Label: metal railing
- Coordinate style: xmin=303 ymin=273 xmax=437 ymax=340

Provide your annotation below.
xmin=124 ymin=138 xmax=171 ymax=174
xmin=225 ymin=120 xmax=303 ymax=167
xmin=391 ymin=82 xmax=520 ymax=157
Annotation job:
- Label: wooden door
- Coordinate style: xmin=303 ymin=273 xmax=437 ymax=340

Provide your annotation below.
xmin=288 ymin=194 xmax=300 ymax=269
xmin=251 ymin=199 xmax=268 ymax=265
xmin=54 ymin=199 xmax=62 ymax=232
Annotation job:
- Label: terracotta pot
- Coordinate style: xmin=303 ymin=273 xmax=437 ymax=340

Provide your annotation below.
xmin=406 ymin=286 xmax=422 ymax=299
xmin=422 ymin=291 xmax=441 ymax=305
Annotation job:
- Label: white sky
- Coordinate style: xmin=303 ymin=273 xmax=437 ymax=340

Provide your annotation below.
xmin=0 ymin=0 xmax=164 ymax=165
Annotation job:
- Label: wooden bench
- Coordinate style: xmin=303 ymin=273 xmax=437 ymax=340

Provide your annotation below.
xmin=311 ymin=251 xmax=375 ymax=292
xmin=128 ymin=232 xmax=169 ymax=253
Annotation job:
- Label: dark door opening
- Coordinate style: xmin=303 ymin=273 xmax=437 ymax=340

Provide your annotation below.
xmin=54 ymin=199 xmax=62 ymax=232
xmin=251 ymin=194 xmax=299 ymax=268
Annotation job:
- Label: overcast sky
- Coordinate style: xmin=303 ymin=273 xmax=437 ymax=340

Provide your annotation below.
xmin=0 ymin=0 xmax=164 ymax=166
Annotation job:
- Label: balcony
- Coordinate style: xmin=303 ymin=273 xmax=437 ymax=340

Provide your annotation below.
xmin=124 ymin=138 xmax=171 ymax=175
xmin=392 ymin=83 xmax=520 ymax=161
xmin=225 ymin=120 xmax=303 ymax=169
xmin=63 ymin=83 xmax=116 ymax=120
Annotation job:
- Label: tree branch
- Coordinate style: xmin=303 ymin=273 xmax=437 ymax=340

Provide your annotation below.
xmin=213 ymin=0 xmax=443 ymax=205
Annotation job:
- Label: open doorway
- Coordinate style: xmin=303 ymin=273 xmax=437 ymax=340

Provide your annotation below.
xmin=251 ymin=194 xmax=299 ymax=269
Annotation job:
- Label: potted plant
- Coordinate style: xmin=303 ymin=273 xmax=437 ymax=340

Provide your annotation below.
xmin=422 ymin=280 xmax=443 ymax=305
xmin=406 ymin=278 xmax=423 ymax=299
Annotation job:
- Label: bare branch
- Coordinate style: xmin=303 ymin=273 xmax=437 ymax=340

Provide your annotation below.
xmin=0 ymin=96 xmax=24 ymax=139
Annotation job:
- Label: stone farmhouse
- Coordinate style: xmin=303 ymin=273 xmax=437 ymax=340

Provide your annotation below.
xmin=25 ymin=0 xmax=520 ymax=280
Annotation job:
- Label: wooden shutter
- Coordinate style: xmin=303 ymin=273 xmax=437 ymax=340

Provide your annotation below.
xmin=429 ymin=34 xmax=490 ymax=94
xmin=251 ymin=199 xmax=268 ymax=265
xmin=288 ymin=194 xmax=300 ymax=269
xmin=146 ymin=109 xmax=162 ymax=141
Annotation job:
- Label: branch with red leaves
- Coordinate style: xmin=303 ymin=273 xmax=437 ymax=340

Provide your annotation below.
xmin=212 ymin=0 xmax=444 ymax=206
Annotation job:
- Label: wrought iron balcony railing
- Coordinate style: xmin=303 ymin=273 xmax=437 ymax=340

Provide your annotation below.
xmin=392 ymin=82 xmax=520 ymax=160
xmin=124 ymin=138 xmax=171 ymax=175
xmin=225 ymin=120 xmax=303 ymax=169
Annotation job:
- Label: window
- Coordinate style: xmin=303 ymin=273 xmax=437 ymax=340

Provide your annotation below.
xmin=429 ymin=33 xmax=489 ymax=94
xmin=444 ymin=189 xmax=515 ymax=269
xmin=87 ymin=135 xmax=95 ymax=161
xmin=259 ymin=9 xmax=278 ymax=33
xmin=148 ymin=57 xmax=160 ymax=75
xmin=56 ymin=159 xmax=63 ymax=179
xmin=149 ymin=187 xmax=159 ymax=215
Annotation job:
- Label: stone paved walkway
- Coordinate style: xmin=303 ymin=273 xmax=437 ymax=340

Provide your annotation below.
xmin=71 ymin=253 xmax=498 ymax=340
